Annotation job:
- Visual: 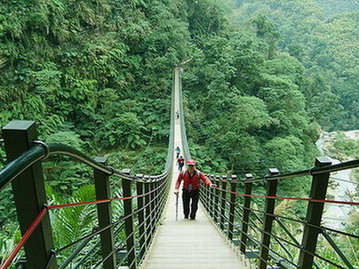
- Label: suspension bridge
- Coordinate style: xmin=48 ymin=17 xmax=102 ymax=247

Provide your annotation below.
xmin=0 ymin=66 xmax=358 ymax=269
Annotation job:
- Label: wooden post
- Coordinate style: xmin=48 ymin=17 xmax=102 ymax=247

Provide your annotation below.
xmin=150 ymin=180 xmax=156 ymax=235
xmin=153 ymin=177 xmax=160 ymax=223
xmin=228 ymin=175 xmax=237 ymax=240
xmin=214 ymin=175 xmax=220 ymax=223
xmin=209 ymin=176 xmax=216 ymax=218
xmin=240 ymin=173 xmax=253 ymax=253
xmin=298 ymin=157 xmax=332 ymax=268
xmin=259 ymin=168 xmax=279 ymax=269
xmin=121 ymin=169 xmax=136 ymax=269
xmin=136 ymin=175 xmax=146 ymax=260
xmin=202 ymin=175 xmax=212 ymax=210
xmin=220 ymin=179 xmax=227 ymax=231
xmin=94 ymin=157 xmax=116 ymax=269
xmin=2 ymin=120 xmax=57 ymax=268
xmin=144 ymin=176 xmax=152 ymax=248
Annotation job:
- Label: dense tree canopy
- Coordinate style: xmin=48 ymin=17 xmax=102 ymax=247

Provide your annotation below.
xmin=0 ymin=0 xmax=192 ymax=153
xmin=231 ymin=0 xmax=359 ymax=130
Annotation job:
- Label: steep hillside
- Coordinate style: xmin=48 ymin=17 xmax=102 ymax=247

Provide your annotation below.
xmin=230 ymin=0 xmax=359 ymax=131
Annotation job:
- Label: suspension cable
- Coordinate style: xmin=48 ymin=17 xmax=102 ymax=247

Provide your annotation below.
xmin=130 ymin=129 xmax=155 ymax=172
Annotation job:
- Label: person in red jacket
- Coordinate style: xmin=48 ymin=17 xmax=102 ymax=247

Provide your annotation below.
xmin=174 ymin=159 xmax=216 ymax=220
xmin=177 ymin=156 xmax=184 ymax=171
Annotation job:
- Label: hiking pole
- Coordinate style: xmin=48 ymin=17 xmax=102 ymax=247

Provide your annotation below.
xmin=175 ymin=192 xmax=179 ymax=221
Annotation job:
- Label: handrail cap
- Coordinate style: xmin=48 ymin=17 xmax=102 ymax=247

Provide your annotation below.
xmin=268 ymin=168 xmax=280 ymax=175
xmin=94 ymin=156 xmax=107 ymax=164
xmin=316 ymin=156 xmax=332 ymax=165
xmin=245 ymin=173 xmax=253 ymax=179
xmin=121 ymin=168 xmax=131 ymax=175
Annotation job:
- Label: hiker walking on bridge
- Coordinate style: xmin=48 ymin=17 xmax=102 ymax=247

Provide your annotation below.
xmin=174 ymin=159 xmax=216 ymax=220
xmin=177 ymin=156 xmax=184 ymax=171
xmin=174 ymin=146 xmax=180 ymax=158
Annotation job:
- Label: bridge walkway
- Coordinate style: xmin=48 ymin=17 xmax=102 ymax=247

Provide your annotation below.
xmin=140 ymin=68 xmax=249 ymax=268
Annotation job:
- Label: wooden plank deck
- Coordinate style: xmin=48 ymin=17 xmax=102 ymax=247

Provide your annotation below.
xmin=139 ymin=68 xmax=249 ymax=269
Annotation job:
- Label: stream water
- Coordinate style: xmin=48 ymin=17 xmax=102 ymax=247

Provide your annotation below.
xmin=315 ymin=132 xmax=358 ymax=230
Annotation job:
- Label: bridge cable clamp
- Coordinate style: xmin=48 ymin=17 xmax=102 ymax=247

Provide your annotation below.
xmin=107 ymin=166 xmax=115 ymax=176
xmin=33 ymin=140 xmax=50 ymax=160
xmin=308 ymin=166 xmax=315 ymax=175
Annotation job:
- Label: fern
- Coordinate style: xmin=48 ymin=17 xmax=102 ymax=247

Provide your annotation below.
xmin=47 ymin=184 xmax=97 ymax=263
xmin=38 ymin=114 xmax=65 ymax=137
xmin=0 ymin=224 xmax=22 ymax=265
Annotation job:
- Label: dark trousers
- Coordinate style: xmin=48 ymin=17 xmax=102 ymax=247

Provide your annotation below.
xmin=182 ymin=189 xmax=199 ymax=219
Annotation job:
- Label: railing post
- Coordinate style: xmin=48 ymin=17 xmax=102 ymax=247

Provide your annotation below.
xmin=144 ymin=176 xmax=152 ymax=248
xmin=220 ymin=179 xmax=227 ymax=231
xmin=298 ymin=157 xmax=332 ymax=268
xmin=209 ymin=176 xmax=216 ymax=218
xmin=259 ymin=168 xmax=279 ymax=269
xmin=150 ymin=179 xmax=156 ymax=234
xmin=228 ymin=175 xmax=237 ymax=241
xmin=153 ymin=177 xmax=160 ymax=223
xmin=121 ymin=169 xmax=136 ymax=269
xmin=214 ymin=175 xmax=220 ymax=224
xmin=136 ymin=174 xmax=146 ymax=260
xmin=158 ymin=177 xmax=165 ymax=215
xmin=240 ymin=173 xmax=253 ymax=253
xmin=2 ymin=120 xmax=57 ymax=268
xmin=94 ymin=157 xmax=116 ymax=269
xmin=202 ymin=175 xmax=211 ymax=210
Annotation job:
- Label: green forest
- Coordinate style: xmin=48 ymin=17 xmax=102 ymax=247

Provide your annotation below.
xmin=0 ymin=0 xmax=358 ymax=267
xmin=1 ymin=0 xmax=358 ymax=176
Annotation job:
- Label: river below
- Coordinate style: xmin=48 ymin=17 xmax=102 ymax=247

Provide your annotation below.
xmin=315 ymin=132 xmax=358 ymax=230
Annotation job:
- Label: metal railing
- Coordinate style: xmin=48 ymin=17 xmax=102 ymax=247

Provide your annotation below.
xmin=199 ymin=160 xmax=358 ymax=268
xmin=173 ymin=63 xmax=358 ymax=269
xmin=0 ymin=72 xmax=176 ymax=269
xmin=0 ymin=121 xmax=173 ymax=269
